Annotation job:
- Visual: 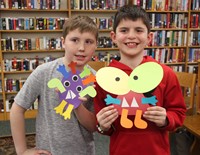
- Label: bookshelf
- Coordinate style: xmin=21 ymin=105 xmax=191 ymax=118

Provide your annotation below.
xmin=0 ymin=0 xmax=68 ymax=120
xmin=0 ymin=0 xmax=199 ymax=121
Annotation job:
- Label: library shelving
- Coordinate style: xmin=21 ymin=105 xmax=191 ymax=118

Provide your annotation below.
xmin=0 ymin=0 xmax=69 ymax=120
xmin=0 ymin=0 xmax=199 ymax=120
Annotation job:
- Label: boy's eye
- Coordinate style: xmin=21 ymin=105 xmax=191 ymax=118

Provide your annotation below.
xmin=85 ymin=40 xmax=94 ymax=44
xmin=71 ymin=38 xmax=78 ymax=42
xmin=137 ymin=30 xmax=143 ymax=32
xmin=120 ymin=29 xmax=127 ymax=33
xmin=136 ymin=28 xmax=144 ymax=33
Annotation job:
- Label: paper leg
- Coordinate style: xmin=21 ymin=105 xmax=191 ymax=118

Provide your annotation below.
xmin=62 ymin=104 xmax=74 ymax=120
xmin=54 ymin=100 xmax=67 ymax=115
xmin=134 ymin=110 xmax=147 ymax=129
xmin=120 ymin=109 xmax=133 ymax=128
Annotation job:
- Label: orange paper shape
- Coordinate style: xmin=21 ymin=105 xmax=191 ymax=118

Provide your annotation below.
xmin=120 ymin=109 xmax=133 ymax=128
xmin=82 ymin=73 xmax=96 ymax=85
xmin=134 ymin=110 xmax=147 ymax=129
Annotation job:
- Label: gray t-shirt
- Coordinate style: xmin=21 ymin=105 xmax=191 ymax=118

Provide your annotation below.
xmin=15 ymin=58 xmax=96 ymax=155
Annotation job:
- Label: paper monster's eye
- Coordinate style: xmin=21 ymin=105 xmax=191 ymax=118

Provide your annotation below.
xmin=64 ymin=80 xmax=70 ymax=87
xmin=128 ymin=62 xmax=163 ymax=93
xmin=76 ymin=85 xmax=83 ymax=92
xmin=72 ymin=75 xmax=79 ymax=82
xmin=96 ymin=67 xmax=130 ymax=95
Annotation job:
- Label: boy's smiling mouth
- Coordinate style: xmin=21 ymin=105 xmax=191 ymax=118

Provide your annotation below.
xmin=75 ymin=54 xmax=86 ymax=58
xmin=125 ymin=42 xmax=139 ymax=48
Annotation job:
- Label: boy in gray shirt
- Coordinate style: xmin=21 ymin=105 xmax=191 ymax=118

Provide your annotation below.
xmin=10 ymin=15 xmax=99 ymax=155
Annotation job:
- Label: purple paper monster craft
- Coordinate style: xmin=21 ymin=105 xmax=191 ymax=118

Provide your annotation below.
xmin=48 ymin=61 xmax=96 ymax=120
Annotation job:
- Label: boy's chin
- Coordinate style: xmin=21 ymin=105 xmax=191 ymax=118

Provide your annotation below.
xmin=75 ymin=60 xmax=87 ymax=67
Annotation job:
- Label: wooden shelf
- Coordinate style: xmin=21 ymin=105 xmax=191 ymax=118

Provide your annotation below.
xmin=2 ymin=49 xmax=65 ymax=53
xmin=3 ymin=71 xmax=32 ymax=74
xmin=0 ymin=113 xmax=5 ymax=121
xmin=5 ymin=110 xmax=38 ymax=120
xmin=0 ymin=9 xmax=68 ymax=12
xmin=0 ymin=30 xmax=63 ymax=33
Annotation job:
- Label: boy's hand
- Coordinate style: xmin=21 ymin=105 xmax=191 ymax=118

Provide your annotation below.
xmin=143 ymin=106 xmax=168 ymax=127
xmin=96 ymin=105 xmax=118 ymax=131
xmin=78 ymin=97 xmax=88 ymax=102
xmin=22 ymin=148 xmax=52 ymax=155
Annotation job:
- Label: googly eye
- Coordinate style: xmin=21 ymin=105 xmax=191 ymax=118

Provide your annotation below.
xmin=76 ymin=85 xmax=83 ymax=92
xmin=64 ymin=80 xmax=70 ymax=87
xmin=72 ymin=75 xmax=79 ymax=82
xmin=115 ymin=77 xmax=120 ymax=81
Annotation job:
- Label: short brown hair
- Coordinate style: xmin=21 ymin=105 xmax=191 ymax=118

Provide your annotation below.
xmin=62 ymin=15 xmax=98 ymax=40
xmin=113 ymin=5 xmax=151 ymax=33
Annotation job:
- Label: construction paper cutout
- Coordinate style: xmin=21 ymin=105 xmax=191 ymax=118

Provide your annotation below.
xmin=48 ymin=61 xmax=97 ymax=120
xmin=79 ymin=66 xmax=91 ymax=78
xmin=96 ymin=67 xmax=130 ymax=95
xmin=134 ymin=110 xmax=147 ymax=129
xmin=57 ymin=65 xmax=70 ymax=78
xmin=128 ymin=62 xmax=163 ymax=93
xmin=104 ymin=94 xmax=121 ymax=105
xmin=131 ymin=98 xmax=139 ymax=107
xmin=47 ymin=78 xmax=66 ymax=93
xmin=54 ymin=100 xmax=67 ymax=115
xmin=121 ymin=97 xmax=130 ymax=107
xmin=120 ymin=109 xmax=133 ymax=128
xmin=82 ymin=74 xmax=96 ymax=85
xmin=95 ymin=62 xmax=163 ymax=129
xmin=79 ymin=85 xmax=97 ymax=97
xmin=68 ymin=61 xmax=77 ymax=74
xmin=142 ymin=96 xmax=157 ymax=105
xmin=62 ymin=104 xmax=74 ymax=120
xmin=113 ymin=91 xmax=150 ymax=115
xmin=57 ymin=71 xmax=86 ymax=109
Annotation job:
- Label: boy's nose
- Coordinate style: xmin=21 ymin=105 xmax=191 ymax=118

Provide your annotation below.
xmin=128 ymin=30 xmax=136 ymax=39
xmin=78 ymin=43 xmax=84 ymax=51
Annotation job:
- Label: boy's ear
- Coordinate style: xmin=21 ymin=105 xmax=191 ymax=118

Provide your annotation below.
xmin=147 ymin=32 xmax=153 ymax=45
xmin=61 ymin=37 xmax=65 ymax=48
xmin=110 ymin=31 xmax=116 ymax=43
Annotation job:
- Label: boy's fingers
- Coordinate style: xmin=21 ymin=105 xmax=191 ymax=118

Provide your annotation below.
xmin=78 ymin=97 xmax=87 ymax=101
xmin=35 ymin=149 xmax=52 ymax=155
xmin=55 ymin=88 xmax=59 ymax=93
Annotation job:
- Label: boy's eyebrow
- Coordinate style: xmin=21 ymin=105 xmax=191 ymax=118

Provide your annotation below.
xmin=135 ymin=27 xmax=145 ymax=30
xmin=118 ymin=26 xmax=145 ymax=30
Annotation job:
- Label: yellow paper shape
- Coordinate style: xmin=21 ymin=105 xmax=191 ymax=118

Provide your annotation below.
xmin=54 ymin=100 xmax=67 ymax=115
xmin=48 ymin=78 xmax=66 ymax=93
xmin=62 ymin=104 xmax=74 ymax=120
xmin=120 ymin=109 xmax=133 ymax=128
xmin=128 ymin=62 xmax=163 ymax=93
xmin=96 ymin=67 xmax=130 ymax=95
xmin=134 ymin=110 xmax=147 ymax=129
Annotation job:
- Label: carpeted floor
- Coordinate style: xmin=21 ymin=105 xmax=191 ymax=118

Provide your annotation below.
xmin=0 ymin=134 xmax=35 ymax=155
xmin=0 ymin=133 xmax=109 ymax=155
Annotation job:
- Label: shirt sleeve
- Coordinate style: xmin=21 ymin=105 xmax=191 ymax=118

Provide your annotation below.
xmin=14 ymin=65 xmax=44 ymax=109
xmin=160 ymin=67 xmax=186 ymax=131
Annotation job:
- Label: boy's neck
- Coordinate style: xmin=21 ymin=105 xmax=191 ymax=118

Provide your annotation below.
xmin=120 ymin=54 xmax=144 ymax=70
